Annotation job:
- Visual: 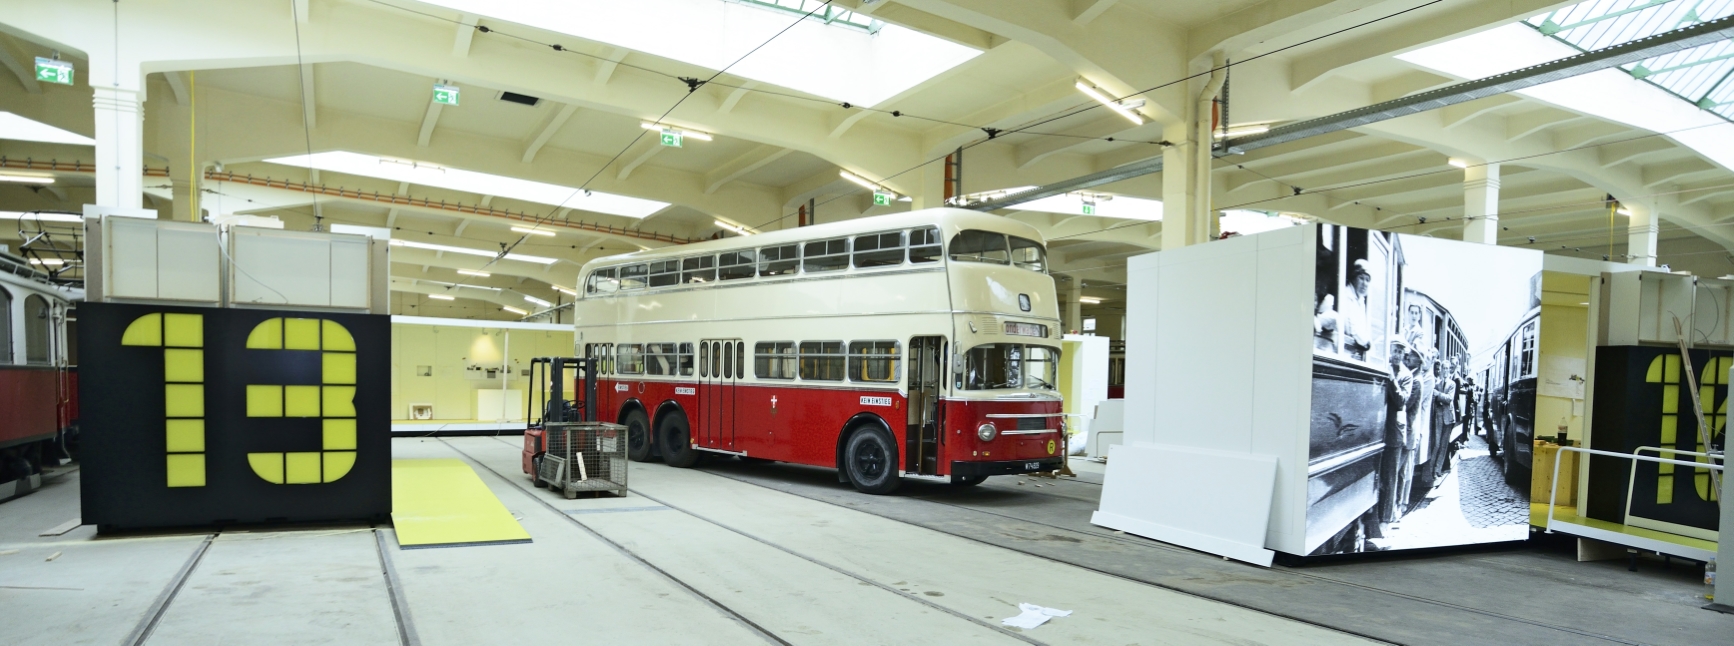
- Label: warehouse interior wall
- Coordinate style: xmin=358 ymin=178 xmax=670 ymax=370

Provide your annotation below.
xmin=1537 ymin=272 xmax=1592 ymax=445
xmin=390 ymin=323 xmax=575 ymax=421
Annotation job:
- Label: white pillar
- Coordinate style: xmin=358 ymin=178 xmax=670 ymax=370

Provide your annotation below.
xmin=1626 ymin=202 xmax=1658 ymax=267
xmin=1067 ymin=279 xmax=1083 ymax=334
xmin=1161 ymin=133 xmax=1198 ymax=250
xmin=92 ymin=84 xmax=145 ymax=210
xmin=1463 ymin=163 xmax=1500 ymax=244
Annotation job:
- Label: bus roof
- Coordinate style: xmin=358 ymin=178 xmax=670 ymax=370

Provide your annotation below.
xmin=580 ymin=208 xmax=1045 ymax=273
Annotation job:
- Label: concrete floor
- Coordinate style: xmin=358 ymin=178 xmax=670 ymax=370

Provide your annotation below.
xmin=0 ymin=437 xmax=1721 ymax=645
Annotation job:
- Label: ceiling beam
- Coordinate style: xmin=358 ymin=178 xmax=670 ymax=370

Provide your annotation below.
xmin=718 ymin=81 xmax=756 ymax=115
xmin=522 ymin=103 xmax=578 ymax=163
xmin=162 ymin=71 xmax=190 ymax=106
xmin=705 ymin=145 xmax=791 ymax=194
xmin=0 ymin=36 xmax=42 ymax=94
xmin=617 ymin=140 xmax=663 ymax=181
xmin=417 ymin=96 xmax=444 ymax=148
xmin=1072 ymin=0 xmax=1118 ymax=25
xmin=595 ymin=47 xmax=629 ymax=85
xmin=453 ymin=13 xmax=479 ymax=57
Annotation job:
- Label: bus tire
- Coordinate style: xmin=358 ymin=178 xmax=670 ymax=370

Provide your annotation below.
xmin=950 ymin=475 xmax=987 ymax=486
xmin=659 ymin=413 xmax=699 ymax=468
xmin=843 ymin=426 xmax=900 ymax=495
xmin=624 ymin=408 xmax=653 ymax=462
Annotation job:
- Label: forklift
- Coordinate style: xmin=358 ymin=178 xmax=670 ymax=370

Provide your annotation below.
xmin=519 ymin=356 xmax=598 ymax=484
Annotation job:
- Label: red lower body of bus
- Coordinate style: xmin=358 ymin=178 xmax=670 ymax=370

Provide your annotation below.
xmin=523 ymin=377 xmax=1063 ymax=479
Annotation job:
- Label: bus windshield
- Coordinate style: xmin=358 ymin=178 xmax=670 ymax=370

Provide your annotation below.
xmin=949 ymin=230 xmax=1047 ymax=273
xmin=959 ymin=343 xmax=1058 ymax=391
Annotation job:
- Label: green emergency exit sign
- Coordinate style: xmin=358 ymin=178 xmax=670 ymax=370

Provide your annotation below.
xmin=660 ymin=129 xmax=683 ymax=148
xmin=432 ymin=84 xmax=460 ymax=106
xmin=1082 ymin=202 xmax=1096 ymax=216
xmin=34 ymin=57 xmax=72 ymax=85
xmin=873 ymin=192 xmax=892 ymax=206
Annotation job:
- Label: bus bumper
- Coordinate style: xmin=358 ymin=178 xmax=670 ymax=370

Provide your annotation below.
xmin=950 ymin=458 xmax=1062 ymax=477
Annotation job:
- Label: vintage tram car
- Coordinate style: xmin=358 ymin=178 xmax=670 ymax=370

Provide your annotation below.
xmin=0 ymin=251 xmax=79 ymax=502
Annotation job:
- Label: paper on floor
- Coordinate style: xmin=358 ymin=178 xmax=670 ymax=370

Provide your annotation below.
xmin=1001 ymin=603 xmax=1072 ymax=629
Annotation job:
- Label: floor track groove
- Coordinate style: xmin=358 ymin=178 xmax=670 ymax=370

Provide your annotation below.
xmin=122 ymin=533 xmax=216 ymax=646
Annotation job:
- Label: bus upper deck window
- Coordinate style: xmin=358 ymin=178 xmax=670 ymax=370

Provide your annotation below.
xmin=853 ymin=232 xmax=905 ymax=268
xmin=908 ymin=227 xmax=941 ymax=263
xmin=759 ymin=244 xmax=799 ymax=276
xmin=647 ymin=260 xmax=680 ymax=288
xmin=586 ymin=268 xmax=618 ymax=294
xmin=948 ymin=230 xmax=1008 ymax=264
xmin=619 ymin=264 xmax=649 ymax=290
xmin=1009 ymin=236 xmax=1047 ymax=273
xmin=804 ymin=239 xmax=850 ymax=273
xmin=719 ymin=251 xmax=757 ymax=280
xmin=683 ymin=255 xmax=717 ymax=283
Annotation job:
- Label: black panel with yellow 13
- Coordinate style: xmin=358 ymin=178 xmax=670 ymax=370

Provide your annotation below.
xmin=78 ymin=302 xmax=389 ymax=532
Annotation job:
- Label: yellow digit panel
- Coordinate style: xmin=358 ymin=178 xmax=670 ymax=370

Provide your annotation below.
xmin=126 ymin=312 xmax=207 ymax=488
xmin=245 ymin=318 xmax=359 ymax=485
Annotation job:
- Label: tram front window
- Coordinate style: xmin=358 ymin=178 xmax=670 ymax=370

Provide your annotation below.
xmin=960 ymin=343 xmax=1058 ymax=391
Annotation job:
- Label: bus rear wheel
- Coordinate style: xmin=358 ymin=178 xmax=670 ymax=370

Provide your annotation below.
xmin=624 ymin=409 xmax=653 ymax=462
xmin=844 ymin=426 xmax=901 ymax=495
xmin=659 ymin=413 xmax=699 ymax=468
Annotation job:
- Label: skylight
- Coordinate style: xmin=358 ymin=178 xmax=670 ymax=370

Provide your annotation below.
xmin=1526 ymin=0 xmax=1734 ymax=119
xmin=1015 ymin=192 xmax=1164 ymax=221
xmin=1219 ymin=210 xmax=1305 ymax=235
xmin=263 ymin=151 xmax=669 ymax=219
xmin=1396 ymin=22 xmax=1734 ymax=171
xmin=412 ymin=0 xmax=981 ymax=106
xmin=0 ymin=112 xmax=96 ymax=146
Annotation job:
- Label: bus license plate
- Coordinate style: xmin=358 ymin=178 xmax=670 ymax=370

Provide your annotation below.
xmin=1025 ymin=462 xmax=1041 ymax=470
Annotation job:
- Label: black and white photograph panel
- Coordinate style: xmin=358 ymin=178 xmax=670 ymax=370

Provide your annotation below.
xmin=1307 ymin=224 xmax=1542 ymax=556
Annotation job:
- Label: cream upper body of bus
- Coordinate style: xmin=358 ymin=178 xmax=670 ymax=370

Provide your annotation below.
xmin=564 ymin=208 xmax=1064 ymax=493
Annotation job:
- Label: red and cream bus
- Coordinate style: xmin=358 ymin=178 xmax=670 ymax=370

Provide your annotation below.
xmin=542 ymin=208 xmax=1065 ymax=494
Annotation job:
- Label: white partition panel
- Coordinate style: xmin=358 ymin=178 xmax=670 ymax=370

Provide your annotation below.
xmin=230 ymin=228 xmax=371 ymax=309
xmin=104 ymin=217 xmax=220 ymax=303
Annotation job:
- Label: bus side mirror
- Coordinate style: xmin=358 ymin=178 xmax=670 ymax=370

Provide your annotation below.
xmin=952 ymin=353 xmax=964 ymax=375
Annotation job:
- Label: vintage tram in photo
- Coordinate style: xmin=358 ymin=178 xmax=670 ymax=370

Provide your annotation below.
xmin=525 ymin=209 xmax=1067 ymax=494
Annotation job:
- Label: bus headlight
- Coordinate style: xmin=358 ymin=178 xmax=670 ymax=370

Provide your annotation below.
xmin=977 ymin=423 xmax=998 ymax=442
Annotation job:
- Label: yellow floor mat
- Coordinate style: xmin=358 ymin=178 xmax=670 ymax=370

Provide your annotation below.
xmin=392 ymin=459 xmax=531 ymax=549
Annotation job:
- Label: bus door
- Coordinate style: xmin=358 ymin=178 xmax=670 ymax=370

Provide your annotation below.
xmin=906 ymin=336 xmax=946 ymax=475
xmin=700 ymin=339 xmax=742 ymax=451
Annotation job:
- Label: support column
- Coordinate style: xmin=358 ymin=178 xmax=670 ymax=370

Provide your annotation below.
xmin=1626 ymin=202 xmax=1658 ymax=267
xmin=1463 ymin=163 xmax=1500 ymax=244
xmin=93 ymin=85 xmax=146 ymax=210
xmin=1162 ymin=54 xmax=1224 ymax=251
xmin=1066 ymin=278 xmax=1082 ymax=335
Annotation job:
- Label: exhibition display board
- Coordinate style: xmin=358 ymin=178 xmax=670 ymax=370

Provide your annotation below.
xmin=79 ymin=302 xmax=391 ymax=532
xmin=1587 ymin=345 xmax=1726 ymax=540
xmin=1095 ymin=224 xmax=1542 ymax=560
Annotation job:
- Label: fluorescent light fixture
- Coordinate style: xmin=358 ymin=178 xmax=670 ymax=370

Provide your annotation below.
xmin=412 ymin=0 xmax=980 ymax=107
xmin=1447 ymin=158 xmax=1470 ymax=169
xmin=388 ymin=238 xmax=558 ymax=265
xmin=456 ymin=269 xmax=491 ymax=277
xmin=28 ymin=258 xmax=66 ymax=266
xmin=1075 ymin=80 xmax=1145 ymax=125
xmin=502 ymin=306 xmax=528 ymax=316
xmin=1213 ymin=124 xmax=1270 ymax=139
xmin=427 ymin=293 xmax=456 ymax=301
xmin=1018 ymin=192 xmax=1164 ymax=221
xmin=714 ymin=219 xmax=755 ymax=235
xmin=954 ymin=186 xmax=1038 ymax=206
xmin=1078 ymin=296 xmax=1102 ymax=304
xmin=511 ymin=226 xmax=556 ymax=237
xmin=553 ymin=285 xmax=578 ymax=296
xmin=839 ymin=170 xmax=897 ymax=198
xmin=524 ymin=295 xmax=552 ymax=307
xmin=0 ymin=112 xmax=95 ymax=146
xmin=265 ymin=151 xmax=669 ymax=219
xmin=0 ymin=211 xmax=81 ymax=223
xmin=0 ymin=173 xmax=54 ymax=185
xmin=640 ymin=122 xmax=713 ymax=141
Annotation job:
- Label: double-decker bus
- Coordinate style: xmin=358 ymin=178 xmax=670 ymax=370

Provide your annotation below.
xmin=540 ymin=209 xmax=1065 ymax=494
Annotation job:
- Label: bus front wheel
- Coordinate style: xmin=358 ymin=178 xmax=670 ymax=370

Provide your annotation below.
xmin=844 ymin=426 xmax=901 ymax=495
xmin=624 ymin=409 xmax=653 ymax=462
xmin=659 ymin=413 xmax=699 ymax=468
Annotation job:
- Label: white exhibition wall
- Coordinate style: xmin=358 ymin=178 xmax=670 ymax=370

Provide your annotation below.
xmin=1096 ymin=224 xmax=1542 ymax=561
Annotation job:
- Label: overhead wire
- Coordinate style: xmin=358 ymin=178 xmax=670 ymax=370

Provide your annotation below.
xmin=288 ymin=0 xmax=321 ymax=229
